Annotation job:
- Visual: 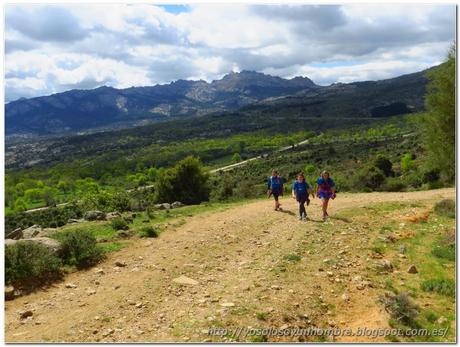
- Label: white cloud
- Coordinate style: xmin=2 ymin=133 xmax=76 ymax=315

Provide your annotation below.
xmin=4 ymin=3 xmax=456 ymax=102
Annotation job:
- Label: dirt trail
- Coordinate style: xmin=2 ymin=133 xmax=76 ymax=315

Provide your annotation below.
xmin=5 ymin=188 xmax=455 ymax=342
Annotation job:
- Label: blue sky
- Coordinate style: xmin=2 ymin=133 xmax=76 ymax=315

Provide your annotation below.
xmin=4 ymin=3 xmax=456 ymax=102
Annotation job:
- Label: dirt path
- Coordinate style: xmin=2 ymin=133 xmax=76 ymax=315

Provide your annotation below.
xmin=5 ymin=188 xmax=455 ymax=342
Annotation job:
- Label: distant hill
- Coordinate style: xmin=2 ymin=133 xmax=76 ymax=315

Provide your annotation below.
xmin=5 ymin=66 xmax=433 ymax=137
xmin=5 ymin=70 xmax=317 ymax=136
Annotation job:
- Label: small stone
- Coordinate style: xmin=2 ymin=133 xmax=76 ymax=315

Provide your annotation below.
xmin=271 ymin=285 xmax=281 ymax=290
xmin=280 ymin=324 xmax=289 ymax=330
xmin=220 ymin=302 xmax=235 ymax=307
xmin=436 ymin=316 xmax=448 ymax=325
xmin=135 ymin=303 xmax=143 ymax=308
xmin=86 ymin=289 xmax=96 ymax=296
xmin=172 ymin=275 xmax=198 ymax=286
xmin=341 ymin=293 xmax=350 ymax=301
xmin=407 ymin=265 xmax=418 ymax=274
xmin=114 ymin=261 xmax=127 ymax=267
xmin=20 ymin=310 xmax=33 ymax=319
xmin=65 ymin=283 xmax=77 ymax=289
xmin=356 ymin=283 xmax=366 ymax=290
xmin=94 ymin=268 xmax=105 ymax=275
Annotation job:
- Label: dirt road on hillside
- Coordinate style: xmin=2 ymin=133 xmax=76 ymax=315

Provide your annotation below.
xmin=5 ymin=188 xmax=455 ymax=342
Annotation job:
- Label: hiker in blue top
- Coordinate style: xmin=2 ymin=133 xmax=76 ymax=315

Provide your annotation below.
xmin=267 ymin=169 xmax=284 ymax=211
xmin=316 ymin=170 xmax=336 ymax=221
xmin=292 ymin=172 xmax=313 ymax=220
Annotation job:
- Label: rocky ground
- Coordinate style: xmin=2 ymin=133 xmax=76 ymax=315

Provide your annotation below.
xmin=5 ymin=188 xmax=455 ymax=342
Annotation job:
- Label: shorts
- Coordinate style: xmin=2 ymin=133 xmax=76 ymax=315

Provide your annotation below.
xmin=272 ymin=192 xmax=280 ymax=201
xmin=318 ymin=190 xmax=334 ymax=200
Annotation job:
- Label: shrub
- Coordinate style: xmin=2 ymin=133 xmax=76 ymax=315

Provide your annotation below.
xmin=434 ymin=199 xmax=455 ymax=218
xmin=381 ymin=177 xmax=407 ymax=192
xmin=432 ymin=243 xmax=455 ymax=261
xmin=5 ymin=242 xmax=62 ymax=285
xmin=380 ymin=292 xmax=419 ymax=328
xmin=138 ymin=226 xmax=158 ymax=238
xmin=110 ymin=217 xmax=129 ymax=230
xmin=421 ymin=279 xmax=455 ymax=297
xmin=374 ymin=155 xmax=394 ymax=177
xmin=154 ymin=156 xmax=210 ymax=204
xmin=53 ymin=229 xmax=104 ymax=268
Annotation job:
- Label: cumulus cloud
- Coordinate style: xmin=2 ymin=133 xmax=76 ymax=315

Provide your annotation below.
xmin=4 ymin=3 xmax=456 ymax=102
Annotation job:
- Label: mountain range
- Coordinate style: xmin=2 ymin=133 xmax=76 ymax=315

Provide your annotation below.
xmin=5 ymin=67 xmax=431 ymax=137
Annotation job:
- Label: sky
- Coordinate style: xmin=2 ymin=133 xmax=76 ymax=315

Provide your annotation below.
xmin=4 ymin=3 xmax=456 ymax=102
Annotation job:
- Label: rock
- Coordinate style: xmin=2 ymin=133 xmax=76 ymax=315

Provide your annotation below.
xmin=86 ymin=289 xmax=96 ymax=296
xmin=22 ymin=225 xmax=42 ymax=239
xmin=436 ymin=316 xmax=448 ymax=325
xmin=407 ymin=265 xmax=418 ymax=274
xmin=356 ymin=283 xmax=366 ymax=290
xmin=83 ymin=210 xmax=106 ymax=221
xmin=13 ymin=238 xmax=62 ymax=253
xmin=220 ymin=302 xmax=235 ymax=307
xmin=114 ymin=261 xmax=127 ymax=267
xmin=65 ymin=283 xmax=78 ymax=289
xmin=106 ymin=212 xmax=122 ymax=220
xmin=68 ymin=218 xmax=82 ymax=224
xmin=398 ymin=244 xmax=407 ymax=254
xmin=271 ymin=285 xmax=281 ymax=290
xmin=352 ymin=275 xmax=363 ymax=283
xmin=5 ymin=285 xmax=15 ymax=300
xmin=326 ymin=271 xmax=334 ymax=277
xmin=380 ymin=259 xmax=393 ymax=271
xmin=154 ymin=203 xmax=171 ymax=210
xmin=94 ymin=268 xmax=105 ymax=275
xmin=102 ymin=329 xmax=114 ymax=337
xmin=37 ymin=228 xmax=57 ymax=238
xmin=6 ymin=228 xmax=23 ymax=240
xmin=171 ymin=201 xmax=184 ymax=209
xmin=341 ymin=293 xmax=350 ymax=301
xmin=116 ymin=230 xmax=132 ymax=238
xmin=172 ymin=275 xmax=199 ymax=286
xmin=20 ymin=310 xmax=33 ymax=319
xmin=5 ymin=239 xmax=18 ymax=247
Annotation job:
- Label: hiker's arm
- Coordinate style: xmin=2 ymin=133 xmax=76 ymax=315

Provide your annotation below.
xmin=291 ymin=189 xmax=296 ymax=199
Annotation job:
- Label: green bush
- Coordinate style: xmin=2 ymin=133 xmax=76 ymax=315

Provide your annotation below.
xmin=381 ymin=177 xmax=407 ymax=192
xmin=53 ymin=229 xmax=104 ymax=268
xmin=432 ymin=243 xmax=455 ymax=261
xmin=380 ymin=292 xmax=420 ymax=328
xmin=154 ymin=156 xmax=210 ymax=204
xmin=110 ymin=217 xmax=129 ymax=230
xmin=138 ymin=226 xmax=158 ymax=238
xmin=421 ymin=279 xmax=455 ymax=297
xmin=5 ymin=242 xmax=62 ymax=285
xmin=434 ymin=199 xmax=455 ymax=218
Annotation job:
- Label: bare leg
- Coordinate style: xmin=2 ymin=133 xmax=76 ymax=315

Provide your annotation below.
xmin=322 ymin=198 xmax=329 ymax=219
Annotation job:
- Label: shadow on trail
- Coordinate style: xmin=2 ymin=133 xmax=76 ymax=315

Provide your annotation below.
xmin=329 ymin=216 xmax=352 ymax=223
xmin=277 ymin=209 xmax=296 ymax=216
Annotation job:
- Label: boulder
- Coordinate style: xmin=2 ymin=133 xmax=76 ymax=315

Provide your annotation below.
xmin=154 ymin=203 xmax=171 ymax=210
xmin=6 ymin=228 xmax=23 ymax=240
xmin=22 ymin=225 xmax=42 ymax=239
xmin=19 ymin=238 xmax=62 ymax=253
xmin=68 ymin=218 xmax=83 ymax=224
xmin=407 ymin=265 xmax=418 ymax=274
xmin=5 ymin=239 xmax=17 ymax=247
xmin=171 ymin=201 xmax=184 ymax=209
xmin=5 ymin=285 xmax=15 ymax=301
xmin=36 ymin=228 xmax=57 ymax=238
xmin=106 ymin=212 xmax=122 ymax=220
xmin=84 ymin=210 xmax=106 ymax=221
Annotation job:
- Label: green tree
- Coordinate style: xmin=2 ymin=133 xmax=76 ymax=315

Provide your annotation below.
xmin=374 ymin=155 xmax=394 ymax=177
xmin=416 ymin=45 xmax=455 ymax=182
xmin=14 ymin=198 xmax=27 ymax=212
xmin=401 ymin=153 xmax=414 ymax=173
xmin=154 ymin=156 xmax=210 ymax=204
xmin=232 ymin=153 xmax=242 ymax=163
